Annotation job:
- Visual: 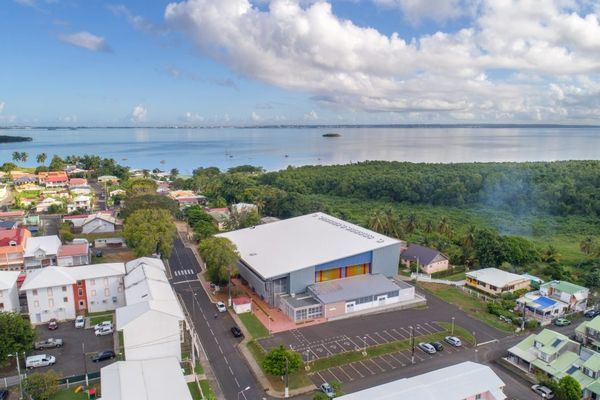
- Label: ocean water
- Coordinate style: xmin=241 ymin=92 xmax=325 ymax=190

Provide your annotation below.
xmin=1 ymin=126 xmax=599 ymax=174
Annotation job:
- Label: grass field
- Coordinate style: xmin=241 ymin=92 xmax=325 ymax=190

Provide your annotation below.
xmin=198 ymin=380 xmax=217 ymax=400
xmin=238 ymin=313 xmax=270 ymax=339
xmin=419 ymin=283 xmax=514 ymax=332
xmin=91 ymin=249 xmax=134 ymax=264
xmin=89 ymin=313 xmax=113 ymax=326
xmin=444 ymin=271 xmax=466 ymax=281
xmin=50 ymin=384 xmax=100 ymax=400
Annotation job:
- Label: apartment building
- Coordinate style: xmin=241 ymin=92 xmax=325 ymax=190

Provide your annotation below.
xmin=0 ymin=228 xmax=31 ymax=271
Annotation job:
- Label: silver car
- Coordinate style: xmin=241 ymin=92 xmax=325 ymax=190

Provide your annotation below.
xmin=417 ymin=342 xmax=436 ymax=354
xmin=444 ymin=336 xmax=462 ymax=347
xmin=319 ymin=383 xmax=335 ymax=398
xmin=531 ymin=384 xmax=554 ymax=399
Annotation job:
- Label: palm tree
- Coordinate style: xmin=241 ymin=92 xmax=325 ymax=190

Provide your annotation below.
xmin=20 ymin=152 xmax=28 ymax=163
xmin=462 ymin=225 xmax=477 ymax=249
xmin=405 ymin=214 xmax=418 ymax=234
xmin=383 ymin=208 xmax=402 ymax=238
xmin=423 ymin=219 xmax=434 ymax=234
xmin=438 ymin=216 xmax=450 ymax=235
xmin=540 ymin=245 xmax=561 ymax=264
xmin=142 ymin=169 xmax=150 ymax=178
xmin=367 ymin=210 xmax=386 ymax=233
xmin=36 ymin=153 xmax=47 ymax=165
xmin=12 ymin=151 xmax=21 ymax=163
xmin=580 ymin=237 xmax=596 ymax=256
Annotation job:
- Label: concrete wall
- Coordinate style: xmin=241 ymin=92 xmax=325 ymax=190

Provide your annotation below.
xmin=371 ymin=243 xmax=401 ymax=277
xmin=237 ymin=261 xmax=269 ymax=302
xmin=289 ymin=266 xmax=315 ymax=294
xmin=26 ymin=285 xmax=76 ymax=324
xmin=122 ymin=312 xmax=182 ymax=362
xmin=422 ymin=260 xmax=449 ymax=274
xmin=85 ymin=276 xmax=125 ymax=313
xmin=57 ymin=254 xmax=90 ymax=267
xmin=323 ymin=301 xmax=346 ymax=319
xmin=0 ymin=284 xmax=19 ymax=313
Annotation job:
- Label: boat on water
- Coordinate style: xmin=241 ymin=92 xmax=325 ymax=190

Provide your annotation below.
xmin=322 ymin=132 xmax=341 ymax=137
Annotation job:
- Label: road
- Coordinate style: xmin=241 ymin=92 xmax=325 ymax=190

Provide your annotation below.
xmin=169 ymin=238 xmax=269 ymax=400
xmin=89 ymin=180 xmax=107 ymax=211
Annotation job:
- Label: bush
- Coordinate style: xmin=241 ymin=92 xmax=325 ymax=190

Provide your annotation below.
xmin=431 ymin=266 xmax=466 ymax=279
xmin=261 ymin=346 xmax=303 ymax=376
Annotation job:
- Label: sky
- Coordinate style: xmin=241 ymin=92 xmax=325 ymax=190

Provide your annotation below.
xmin=1 ymin=0 xmax=600 ymax=126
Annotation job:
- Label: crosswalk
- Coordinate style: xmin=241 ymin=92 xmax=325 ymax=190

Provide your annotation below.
xmin=173 ymin=269 xmax=195 ymax=277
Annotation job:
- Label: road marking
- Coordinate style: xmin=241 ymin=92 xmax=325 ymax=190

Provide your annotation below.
xmin=218 ymin=345 xmax=223 ymax=354
xmin=348 ymin=362 xmax=364 ymax=378
xmin=359 ymin=360 xmax=375 ymax=375
xmin=396 ymin=351 xmax=412 ymax=363
xmin=387 ymin=352 xmax=406 ymax=366
xmin=374 ymin=332 xmax=389 ymax=343
xmin=425 ymin=322 xmax=440 ymax=332
xmin=327 ymin=368 xmax=341 ymax=382
xmin=335 ymin=366 xmax=353 ymax=381
xmin=224 ymin=356 xmax=229 ymax=365
xmin=381 ymin=330 xmax=398 ymax=341
xmin=391 ymin=328 xmax=406 ymax=340
xmin=365 ymin=333 xmax=380 ymax=345
xmin=234 ymin=377 xmax=240 ymax=387
xmin=228 ymin=366 xmax=234 ymax=375
xmin=320 ymin=344 xmax=333 ymax=356
xmin=377 ymin=355 xmax=396 ymax=369
xmin=173 ymin=279 xmax=200 ymax=285
xmin=368 ymin=358 xmax=386 ymax=372
xmin=399 ymin=327 xmax=412 ymax=337
xmin=316 ymin=371 xmax=327 ymax=383
xmin=345 ymin=335 xmax=360 ymax=350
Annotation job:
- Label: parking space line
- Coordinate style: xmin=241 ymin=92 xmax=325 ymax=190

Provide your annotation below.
xmin=348 ymin=362 xmax=365 ymax=378
xmin=316 ymin=371 xmax=327 ymax=383
xmin=359 ymin=360 xmax=376 ymax=375
xmin=387 ymin=352 xmax=406 ymax=366
xmin=381 ymin=330 xmax=398 ymax=341
xmin=425 ymin=322 xmax=440 ymax=332
xmin=391 ymin=328 xmax=407 ymax=340
xmin=419 ymin=323 xmax=437 ymax=335
xmin=413 ymin=351 xmax=425 ymax=361
xmin=320 ymin=344 xmax=333 ymax=356
xmin=396 ymin=351 xmax=412 ymax=363
xmin=327 ymin=368 xmax=341 ymax=382
xmin=377 ymin=355 xmax=396 ymax=369
xmin=374 ymin=332 xmax=389 ymax=343
xmin=367 ymin=358 xmax=386 ymax=372
xmin=365 ymin=333 xmax=381 ymax=345
xmin=399 ymin=327 xmax=412 ymax=337
xmin=345 ymin=335 xmax=360 ymax=350
xmin=334 ymin=366 xmax=353 ymax=382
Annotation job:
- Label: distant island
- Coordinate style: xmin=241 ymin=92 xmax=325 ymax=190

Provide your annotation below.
xmin=322 ymin=133 xmax=341 ymax=137
xmin=0 ymin=135 xmax=32 ymax=143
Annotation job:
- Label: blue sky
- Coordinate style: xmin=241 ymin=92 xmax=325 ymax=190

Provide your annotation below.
xmin=1 ymin=0 xmax=599 ymax=126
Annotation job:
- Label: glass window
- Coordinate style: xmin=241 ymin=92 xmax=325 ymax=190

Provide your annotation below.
xmin=63 ymin=297 xmax=68 ymax=303
xmin=47 ymin=288 xmax=53 ymax=297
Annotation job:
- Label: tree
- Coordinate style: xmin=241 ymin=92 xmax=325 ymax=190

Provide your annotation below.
xmin=262 ymin=346 xmax=302 ymax=376
xmin=12 ymin=151 xmax=21 ymax=163
xmin=36 ymin=153 xmax=47 ymax=165
xmin=556 ymin=375 xmax=581 ymax=400
xmin=20 ymin=152 xmax=28 ymax=163
xmin=438 ymin=216 xmax=450 ymax=235
xmin=0 ymin=312 xmax=36 ymax=364
xmin=23 ymin=371 xmax=60 ymax=400
xmin=580 ymin=237 xmax=596 ymax=256
xmin=170 ymin=168 xmax=179 ymax=181
xmin=124 ymin=178 xmax=158 ymax=198
xmin=226 ymin=210 xmax=261 ymax=230
xmin=540 ymin=245 xmax=561 ymax=264
xmin=198 ymin=237 xmax=238 ymax=285
xmin=193 ymin=220 xmax=218 ymax=241
xmin=123 ymin=209 xmax=176 ymax=258
xmin=120 ymin=194 xmax=180 ymax=220
xmin=405 ymin=213 xmax=418 ymax=234
xmin=48 ymin=155 xmax=65 ymax=171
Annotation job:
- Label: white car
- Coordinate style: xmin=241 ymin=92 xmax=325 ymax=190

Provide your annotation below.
xmin=94 ymin=321 xmax=113 ymax=331
xmin=26 ymin=354 xmax=56 ymax=369
xmin=75 ymin=315 xmax=85 ymax=329
xmin=444 ymin=336 xmax=462 ymax=347
xmin=531 ymin=384 xmax=554 ymax=399
xmin=417 ymin=342 xmax=436 ymax=354
xmin=216 ymin=301 xmax=227 ymax=313
xmin=319 ymin=383 xmax=335 ymax=398
xmin=95 ymin=326 xmax=114 ymax=336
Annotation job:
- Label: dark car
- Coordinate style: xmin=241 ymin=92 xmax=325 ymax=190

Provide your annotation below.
xmin=0 ymin=389 xmax=9 ymax=400
xmin=95 ymin=249 xmax=103 ymax=257
xmin=231 ymin=326 xmax=243 ymax=337
xmin=430 ymin=341 xmax=444 ymax=352
xmin=48 ymin=318 xmax=58 ymax=330
xmin=91 ymin=350 xmax=116 ymax=363
xmin=585 ymin=309 xmax=599 ymax=318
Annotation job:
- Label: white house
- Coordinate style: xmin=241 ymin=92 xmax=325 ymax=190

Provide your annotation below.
xmin=100 ymin=357 xmax=192 ymax=400
xmin=21 ymin=263 xmax=126 ymax=324
xmin=116 ymin=258 xmax=185 ymax=362
xmin=336 ymin=361 xmax=506 ymax=400
xmin=24 ymin=236 xmax=62 ymax=270
xmin=231 ymin=202 xmax=258 ymax=214
xmin=82 ymin=213 xmax=118 ymax=234
xmin=0 ymin=271 xmax=21 ymax=313
xmin=67 ymin=195 xmax=91 ymax=213
xmin=57 ymin=243 xmax=90 ymax=267
xmin=35 ymin=198 xmax=63 ymax=213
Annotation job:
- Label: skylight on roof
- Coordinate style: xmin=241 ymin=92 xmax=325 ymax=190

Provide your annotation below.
xmin=552 ymin=339 xmax=562 ymax=347
xmin=567 ymin=365 xmax=579 ymax=375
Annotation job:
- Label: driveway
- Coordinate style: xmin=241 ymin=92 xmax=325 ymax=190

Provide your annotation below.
xmin=7 ymin=320 xmax=115 ymax=378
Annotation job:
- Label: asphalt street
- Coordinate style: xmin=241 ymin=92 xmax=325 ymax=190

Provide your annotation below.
xmin=169 ymin=238 xmax=269 ymax=400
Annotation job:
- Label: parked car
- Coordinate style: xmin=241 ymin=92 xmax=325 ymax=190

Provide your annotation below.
xmin=444 ymin=336 xmax=462 ymax=347
xmin=216 ymin=301 xmax=227 ymax=313
xmin=95 ymin=249 xmax=103 ymax=257
xmin=75 ymin=315 xmax=85 ymax=328
xmin=94 ymin=321 xmax=113 ymax=331
xmin=48 ymin=319 xmax=58 ymax=330
xmin=585 ymin=309 xmax=599 ymax=318
xmin=417 ymin=342 xmax=436 ymax=354
xmin=554 ymin=318 xmax=571 ymax=327
xmin=95 ymin=326 xmax=114 ymax=336
xmin=34 ymin=338 xmax=63 ymax=350
xmin=430 ymin=341 xmax=444 ymax=351
xmin=91 ymin=350 xmax=116 ymax=363
xmin=319 ymin=383 xmax=336 ymax=398
xmin=231 ymin=326 xmax=243 ymax=337
xmin=0 ymin=389 xmax=8 ymax=400
xmin=499 ymin=315 xmax=512 ymax=324
xmin=531 ymin=384 xmax=555 ymax=398
xmin=26 ymin=354 xmax=56 ymax=369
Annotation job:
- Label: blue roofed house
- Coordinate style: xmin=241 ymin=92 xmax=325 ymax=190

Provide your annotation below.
xmin=517 ymin=280 xmax=589 ymax=325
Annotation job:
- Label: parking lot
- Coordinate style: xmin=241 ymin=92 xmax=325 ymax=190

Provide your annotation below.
xmin=261 ymin=322 xmax=444 ymax=362
xmin=308 ymin=338 xmax=469 ymax=386
xmin=25 ymin=319 xmax=115 ymax=377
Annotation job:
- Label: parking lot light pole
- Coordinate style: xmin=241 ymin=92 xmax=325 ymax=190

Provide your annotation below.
xmin=362 ymin=336 xmax=367 ymax=354
xmin=237 ymin=386 xmax=251 ymax=400
xmin=82 ymin=343 xmax=89 ymax=387
xmin=284 ymin=356 xmax=289 ymax=398
xmin=451 ymin=317 xmax=455 ymax=335
xmin=12 ymin=352 xmax=23 ymax=400
xmin=410 ymin=325 xmax=415 ymax=364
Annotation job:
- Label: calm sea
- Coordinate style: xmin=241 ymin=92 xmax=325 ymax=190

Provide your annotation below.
xmin=1 ymin=126 xmax=599 ymax=174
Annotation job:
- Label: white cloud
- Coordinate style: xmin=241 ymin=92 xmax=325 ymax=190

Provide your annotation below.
xmin=251 ymin=112 xmax=261 ymax=122
xmin=303 ymin=110 xmax=318 ymax=121
xmin=164 ymin=0 xmax=600 ymax=121
xmin=0 ymin=102 xmax=4 ymax=113
xmin=108 ymin=4 xmax=167 ymax=34
xmin=183 ymin=111 xmax=204 ymax=123
xmin=59 ymin=115 xmax=77 ymax=123
xmin=58 ymin=32 xmax=111 ymax=52
xmin=130 ymin=105 xmax=148 ymax=123
xmin=372 ymin=0 xmax=477 ymax=23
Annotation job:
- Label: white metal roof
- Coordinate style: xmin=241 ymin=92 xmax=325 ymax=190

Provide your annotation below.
xmin=24 ymin=235 xmax=61 ymax=257
xmin=125 ymin=257 xmax=165 ymax=274
xmin=466 ymin=267 xmax=529 ymax=288
xmin=100 ymin=357 xmax=192 ymax=400
xmin=217 ymin=212 xmax=401 ymax=279
xmin=116 ymin=299 xmax=184 ymax=329
xmin=337 ymin=361 xmax=506 ymax=400
xmin=21 ymin=263 xmax=125 ymax=291
xmin=0 ymin=271 xmax=21 ymax=291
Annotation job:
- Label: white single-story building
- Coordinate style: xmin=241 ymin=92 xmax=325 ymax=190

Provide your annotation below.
xmin=466 ymin=268 xmax=531 ymax=296
xmin=82 ymin=213 xmax=119 ymax=234
xmin=23 ymin=235 xmax=62 ymax=270
xmin=57 ymin=243 xmax=90 ymax=267
xmin=217 ymin=212 xmax=414 ymax=322
xmin=100 ymin=357 xmax=192 ymax=400
xmin=232 ymin=296 xmax=252 ymax=314
xmin=116 ymin=258 xmax=185 ymax=362
xmin=336 ymin=361 xmax=506 ymax=400
xmin=0 ymin=271 xmax=21 ymax=313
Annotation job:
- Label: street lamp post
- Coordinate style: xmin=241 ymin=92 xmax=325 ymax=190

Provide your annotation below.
xmin=228 ymin=267 xmax=232 ymax=307
xmin=11 ymin=352 xmax=23 ymax=400
xmin=362 ymin=336 xmax=367 ymax=354
xmin=82 ymin=342 xmax=89 ymax=387
xmin=284 ymin=356 xmax=289 ymax=398
xmin=410 ymin=325 xmax=415 ymax=364
xmin=451 ymin=317 xmax=455 ymax=335
xmin=237 ymin=386 xmax=251 ymax=400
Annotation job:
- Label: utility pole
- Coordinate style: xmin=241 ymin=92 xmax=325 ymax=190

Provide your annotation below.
xmin=451 ymin=317 xmax=455 ymax=335
xmin=521 ymin=301 xmax=526 ymax=331
xmin=228 ymin=267 xmax=232 ymax=307
xmin=15 ymin=352 xmax=23 ymax=400
xmin=82 ymin=342 xmax=88 ymax=387
xmin=284 ymin=356 xmax=289 ymax=398
xmin=410 ymin=325 xmax=415 ymax=364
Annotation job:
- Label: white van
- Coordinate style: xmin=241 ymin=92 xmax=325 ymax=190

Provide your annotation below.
xmin=26 ymin=354 xmax=56 ymax=369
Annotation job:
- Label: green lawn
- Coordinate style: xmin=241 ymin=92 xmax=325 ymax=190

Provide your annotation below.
xmin=238 ymin=313 xmax=270 ymax=339
xmin=89 ymin=313 xmax=113 ymax=326
xmin=198 ymin=380 xmax=217 ymax=400
xmin=420 ymin=283 xmax=514 ymax=332
xmin=50 ymin=384 xmax=100 ymax=400
xmin=444 ymin=272 xmax=466 ymax=281
xmin=188 ymin=382 xmax=203 ymax=400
